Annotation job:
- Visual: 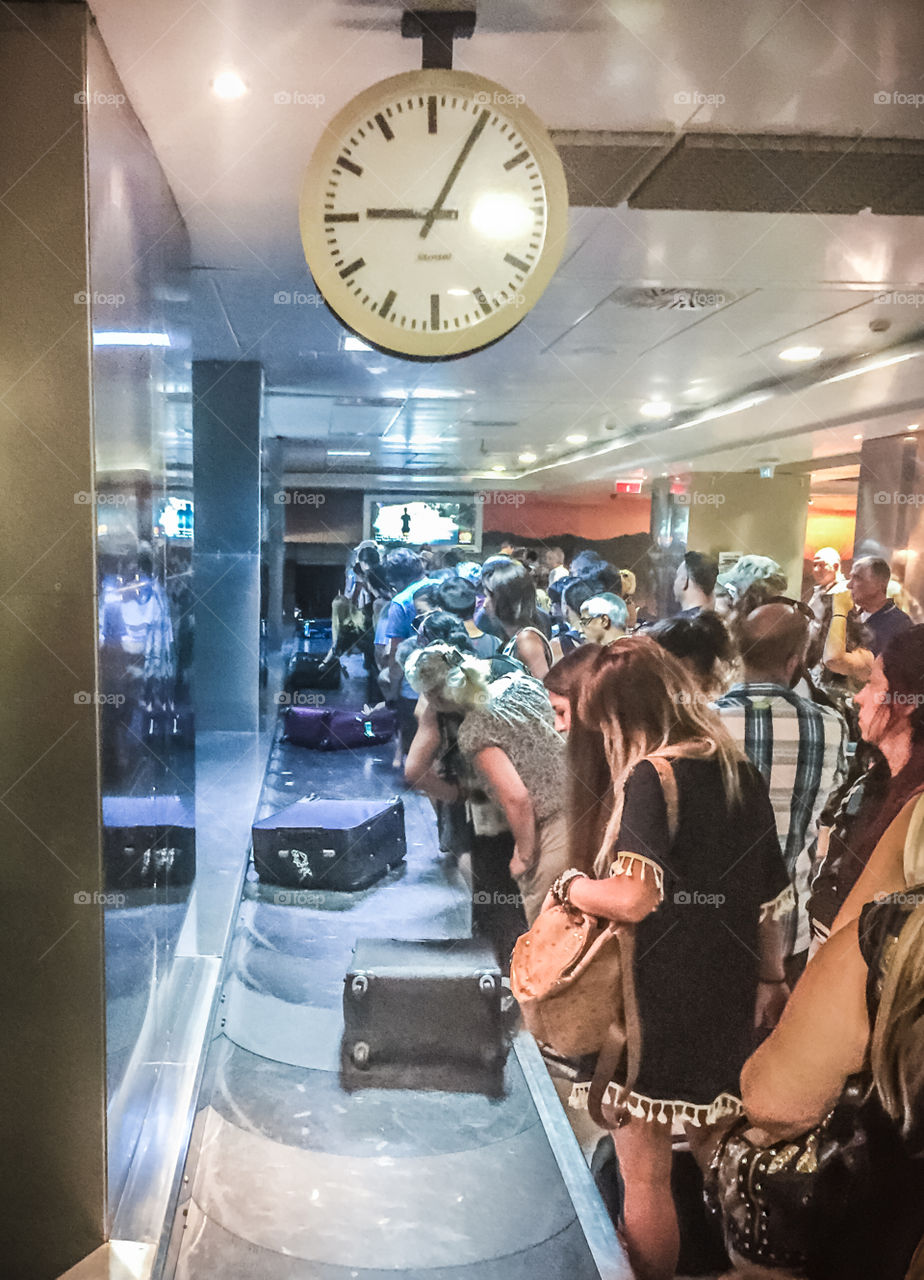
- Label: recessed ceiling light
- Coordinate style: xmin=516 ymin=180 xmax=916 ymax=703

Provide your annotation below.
xmin=518 ymin=451 xmax=537 ymax=463
xmin=327 ymin=449 xmax=370 ymax=457
xmin=853 ymin=433 xmax=864 ymax=441
xmin=640 ymin=400 xmax=671 ymax=418
xmin=212 ymin=71 xmax=248 ymax=100
xmin=565 ymin=433 xmax=587 ymax=445
xmin=779 ymin=345 xmax=823 ymax=362
xmin=491 ymin=464 xmax=507 ymax=472
xmin=908 ymin=424 xmax=919 ymax=432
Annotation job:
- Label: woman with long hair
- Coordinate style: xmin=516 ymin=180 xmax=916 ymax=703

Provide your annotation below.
xmin=552 ymin=635 xmax=791 ymax=1280
xmin=481 ymin=559 xmax=553 ymax=679
xmin=708 ymin=887 xmax=924 ymax=1279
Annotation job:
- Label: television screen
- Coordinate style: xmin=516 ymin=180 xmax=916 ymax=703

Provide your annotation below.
xmin=366 ymin=497 xmax=479 ymax=547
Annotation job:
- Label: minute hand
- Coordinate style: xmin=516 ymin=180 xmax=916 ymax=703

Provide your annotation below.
xmin=419 ymin=108 xmax=490 ymax=240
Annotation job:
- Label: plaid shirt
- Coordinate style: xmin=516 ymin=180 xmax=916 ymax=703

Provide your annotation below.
xmin=714 ymin=682 xmax=848 ymax=954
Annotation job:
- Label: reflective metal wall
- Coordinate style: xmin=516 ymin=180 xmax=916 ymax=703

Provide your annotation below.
xmin=85 ymin=23 xmax=197 ymax=1227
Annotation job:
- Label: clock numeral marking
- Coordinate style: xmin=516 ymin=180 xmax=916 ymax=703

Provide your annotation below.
xmin=374 ymin=112 xmax=394 ymax=141
xmin=325 ymin=213 xmax=360 ymax=223
xmin=380 ymin=290 xmax=397 ymax=320
xmin=339 ymin=258 xmax=365 ymax=279
xmin=428 ymin=95 xmax=437 ymax=134
xmin=504 ymin=252 xmax=530 ymax=274
xmin=430 ymin=293 xmax=440 ymax=331
xmin=473 ymin=287 xmax=492 ymax=316
xmin=336 ymin=155 xmax=363 ymax=177
xmin=504 ymin=149 xmax=529 ymax=170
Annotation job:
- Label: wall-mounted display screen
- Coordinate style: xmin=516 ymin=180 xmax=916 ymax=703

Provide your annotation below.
xmin=364 ymin=496 xmax=481 ymax=548
xmin=155 ymin=496 xmax=194 ymax=539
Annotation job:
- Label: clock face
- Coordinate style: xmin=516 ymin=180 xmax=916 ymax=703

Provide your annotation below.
xmin=299 ymin=70 xmax=569 ymax=359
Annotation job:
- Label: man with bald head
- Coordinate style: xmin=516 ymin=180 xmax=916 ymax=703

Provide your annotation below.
xmin=716 ymin=601 xmax=848 ymax=981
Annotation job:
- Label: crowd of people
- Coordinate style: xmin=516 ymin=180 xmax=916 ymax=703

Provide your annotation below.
xmin=320 ymin=536 xmax=924 ymax=1280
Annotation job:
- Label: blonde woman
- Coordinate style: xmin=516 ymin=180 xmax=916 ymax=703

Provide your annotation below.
xmin=552 ymin=635 xmax=791 ymax=1280
xmin=405 ymin=644 xmax=569 ymax=963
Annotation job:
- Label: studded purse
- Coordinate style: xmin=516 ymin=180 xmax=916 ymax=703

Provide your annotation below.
xmin=704 ymin=1074 xmax=877 ymax=1271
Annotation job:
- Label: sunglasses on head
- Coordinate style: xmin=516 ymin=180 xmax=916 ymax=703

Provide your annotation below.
xmin=764 ymin=595 xmax=814 ymax=620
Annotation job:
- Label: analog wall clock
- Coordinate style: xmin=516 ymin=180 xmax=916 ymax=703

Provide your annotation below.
xmin=299 ymin=70 xmax=569 ymax=359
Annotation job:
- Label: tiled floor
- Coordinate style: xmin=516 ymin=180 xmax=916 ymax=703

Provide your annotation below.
xmin=166 ymin=655 xmax=628 ymax=1279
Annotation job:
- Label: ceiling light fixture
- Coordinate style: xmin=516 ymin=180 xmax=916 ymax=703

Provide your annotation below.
xmin=93 ymin=332 xmax=170 ymax=346
xmin=518 ymin=451 xmax=537 ymax=463
xmin=327 ymin=449 xmax=370 ymax=457
xmin=211 ymin=71 xmax=248 ymax=100
xmin=491 ymin=464 xmax=507 ymax=472
xmin=565 ymin=433 xmax=587 ymax=445
xmin=779 ymin=345 xmax=823 ymax=362
xmin=853 ymin=434 xmax=864 ymax=441
xmin=640 ymin=400 xmax=672 ymax=418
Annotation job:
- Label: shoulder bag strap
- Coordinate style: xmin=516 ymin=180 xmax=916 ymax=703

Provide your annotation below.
xmin=588 ymin=756 xmax=678 ymax=1129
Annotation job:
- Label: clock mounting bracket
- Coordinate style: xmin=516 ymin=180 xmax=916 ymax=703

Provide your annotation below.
xmin=400 ymin=9 xmax=476 ymax=69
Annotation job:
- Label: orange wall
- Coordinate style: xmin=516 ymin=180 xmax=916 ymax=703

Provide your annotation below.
xmin=482 ymin=492 xmax=651 ymax=541
xmin=805 ymin=510 xmax=856 ymax=560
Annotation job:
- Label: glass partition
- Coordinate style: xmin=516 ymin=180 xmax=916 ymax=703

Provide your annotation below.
xmin=86 ymin=28 xmax=195 ymax=1223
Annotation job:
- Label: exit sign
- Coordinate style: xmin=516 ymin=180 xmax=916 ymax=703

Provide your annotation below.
xmin=614 ymin=480 xmax=643 ymax=495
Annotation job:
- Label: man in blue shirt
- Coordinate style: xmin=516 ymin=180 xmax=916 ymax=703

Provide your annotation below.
xmin=849 ymin=556 xmax=913 ymax=656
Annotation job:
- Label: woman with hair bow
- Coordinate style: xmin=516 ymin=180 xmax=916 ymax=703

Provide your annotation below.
xmin=405 ymin=643 xmax=570 ymax=967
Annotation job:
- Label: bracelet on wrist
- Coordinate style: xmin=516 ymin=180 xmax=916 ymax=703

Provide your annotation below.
xmin=552 ymin=869 xmax=588 ymax=905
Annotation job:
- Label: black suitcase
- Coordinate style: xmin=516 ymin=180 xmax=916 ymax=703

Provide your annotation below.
xmin=252 ymin=796 xmax=406 ymax=890
xmin=284 ymin=653 xmax=342 ymax=693
xmin=102 ymin=795 xmax=196 ymax=890
xmin=341 ymin=937 xmax=508 ymax=1093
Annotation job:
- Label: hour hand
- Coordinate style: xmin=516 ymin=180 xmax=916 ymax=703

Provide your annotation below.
xmin=366 ymin=208 xmax=458 ymax=220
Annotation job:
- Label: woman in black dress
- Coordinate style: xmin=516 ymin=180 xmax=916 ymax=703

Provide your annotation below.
xmin=549 ymin=636 xmax=791 ymax=1280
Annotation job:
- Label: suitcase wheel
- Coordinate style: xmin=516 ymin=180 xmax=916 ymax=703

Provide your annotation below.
xmin=351 ymin=975 xmax=369 ymax=998
xmin=351 ymin=1041 xmax=371 ymax=1069
xmin=478 ymin=973 xmax=497 ymax=996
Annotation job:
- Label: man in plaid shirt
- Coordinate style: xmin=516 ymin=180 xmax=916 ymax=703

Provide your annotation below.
xmin=715 ymin=601 xmax=848 ymax=980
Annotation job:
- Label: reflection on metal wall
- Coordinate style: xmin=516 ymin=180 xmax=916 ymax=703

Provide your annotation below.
xmin=86 ymin=24 xmax=195 ymax=1225
xmin=855 ymin=432 xmax=924 ymax=621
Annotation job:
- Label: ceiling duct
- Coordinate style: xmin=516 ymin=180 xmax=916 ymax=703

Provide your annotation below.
xmin=607 ymin=286 xmax=738 ymax=310
xmin=628 ymin=133 xmax=924 ymax=215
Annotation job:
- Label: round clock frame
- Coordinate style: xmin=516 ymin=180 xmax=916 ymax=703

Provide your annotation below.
xmin=299 ymin=69 xmax=569 ymax=360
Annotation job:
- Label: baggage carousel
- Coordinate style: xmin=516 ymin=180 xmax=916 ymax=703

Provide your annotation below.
xmin=164 ymin=654 xmax=630 ymax=1279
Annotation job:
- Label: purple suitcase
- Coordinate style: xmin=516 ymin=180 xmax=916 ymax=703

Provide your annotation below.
xmin=326 ymin=707 xmax=396 ymax=749
xmin=284 ymin=705 xmax=396 ymax=750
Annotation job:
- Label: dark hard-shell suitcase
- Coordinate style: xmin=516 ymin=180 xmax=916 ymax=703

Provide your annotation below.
xmin=252 ymin=796 xmax=406 ymax=890
xmin=284 ymin=653 xmax=342 ymax=693
xmin=102 ymin=794 xmax=196 ymax=890
xmin=341 ymin=937 xmax=507 ymax=1092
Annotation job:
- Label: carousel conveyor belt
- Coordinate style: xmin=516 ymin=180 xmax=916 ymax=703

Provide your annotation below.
xmin=165 ymin=654 xmax=630 ymax=1280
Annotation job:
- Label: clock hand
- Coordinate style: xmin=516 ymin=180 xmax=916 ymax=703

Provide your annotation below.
xmin=366 ymin=208 xmax=458 ymax=220
xmin=419 ymin=108 xmax=490 ymax=240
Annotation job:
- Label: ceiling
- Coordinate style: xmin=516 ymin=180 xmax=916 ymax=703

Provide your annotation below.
xmin=89 ymin=0 xmax=924 ymax=497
